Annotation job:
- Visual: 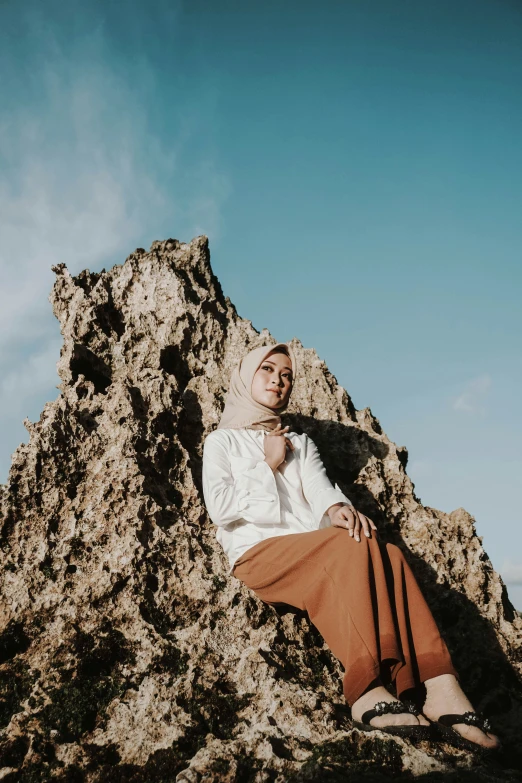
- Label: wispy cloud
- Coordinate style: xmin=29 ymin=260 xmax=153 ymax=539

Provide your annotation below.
xmin=0 ymin=18 xmax=229 ymax=482
xmin=0 ymin=339 xmax=62 ymax=403
xmin=452 ymin=374 xmax=492 ymax=416
xmin=501 ymin=560 xmax=522 ymax=586
xmin=0 ymin=59 xmax=168 ymax=479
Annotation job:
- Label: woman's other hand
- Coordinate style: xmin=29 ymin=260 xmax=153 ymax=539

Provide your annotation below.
xmin=264 ymin=424 xmax=295 ymax=471
xmin=330 ymin=505 xmax=378 ymax=542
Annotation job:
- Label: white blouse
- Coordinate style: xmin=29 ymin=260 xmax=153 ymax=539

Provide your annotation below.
xmin=202 ymin=428 xmax=352 ymax=575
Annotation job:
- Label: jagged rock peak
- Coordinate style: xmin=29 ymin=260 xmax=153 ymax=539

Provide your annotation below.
xmin=1 ymin=236 xmax=521 ymax=780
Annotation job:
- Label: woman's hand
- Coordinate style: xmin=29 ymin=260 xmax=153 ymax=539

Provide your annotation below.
xmin=330 ymin=505 xmax=378 ymax=542
xmin=264 ymin=423 xmax=295 ymax=470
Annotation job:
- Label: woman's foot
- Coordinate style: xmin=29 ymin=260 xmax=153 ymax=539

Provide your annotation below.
xmin=352 ymin=685 xmax=430 ymax=728
xmin=423 ymin=674 xmax=500 ymax=750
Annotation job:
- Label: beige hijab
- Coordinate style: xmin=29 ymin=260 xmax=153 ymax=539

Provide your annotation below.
xmin=217 ymin=343 xmax=297 ymax=432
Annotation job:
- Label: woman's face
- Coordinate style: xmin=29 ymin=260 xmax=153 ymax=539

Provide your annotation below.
xmin=251 ymin=351 xmax=293 ymax=409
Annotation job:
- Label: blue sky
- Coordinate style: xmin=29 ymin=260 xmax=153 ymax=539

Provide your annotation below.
xmin=1 ymin=0 xmax=521 ymax=607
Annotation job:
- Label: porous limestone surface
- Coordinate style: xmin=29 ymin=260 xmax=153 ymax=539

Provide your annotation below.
xmin=1 ymin=236 xmax=521 ymax=781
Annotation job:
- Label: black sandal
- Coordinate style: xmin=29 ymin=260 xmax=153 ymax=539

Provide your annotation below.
xmin=352 ymin=699 xmax=432 ymax=740
xmin=433 ymin=711 xmax=501 ymax=753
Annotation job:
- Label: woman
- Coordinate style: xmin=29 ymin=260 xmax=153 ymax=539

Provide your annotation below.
xmin=202 ymin=343 xmax=500 ymax=751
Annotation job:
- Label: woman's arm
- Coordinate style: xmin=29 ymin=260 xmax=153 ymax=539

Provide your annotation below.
xmin=202 ymin=432 xmax=281 ymax=528
xmin=301 ymin=434 xmax=352 ymax=524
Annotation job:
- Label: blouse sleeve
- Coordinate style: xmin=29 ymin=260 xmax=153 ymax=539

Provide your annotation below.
xmin=202 ymin=432 xmax=281 ymax=528
xmin=301 ymin=434 xmax=352 ymax=524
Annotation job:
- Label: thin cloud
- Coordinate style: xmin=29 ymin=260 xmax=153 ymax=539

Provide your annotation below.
xmin=452 ymin=374 xmax=492 ymax=415
xmin=0 ymin=339 xmax=61 ymax=402
xmin=0 ymin=64 xmax=169 ymax=346
xmin=1 ymin=26 xmax=229 ymax=482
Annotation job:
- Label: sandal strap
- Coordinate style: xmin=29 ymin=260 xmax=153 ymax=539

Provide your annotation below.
xmin=361 ymin=699 xmax=420 ymax=725
xmin=438 ymin=711 xmax=492 ymax=733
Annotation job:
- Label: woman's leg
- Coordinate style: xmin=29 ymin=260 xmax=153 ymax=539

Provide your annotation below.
xmin=233 ymin=526 xmax=456 ymax=706
xmin=381 ymin=541 xmax=458 ymax=698
xmin=378 ymin=543 xmax=499 ymax=747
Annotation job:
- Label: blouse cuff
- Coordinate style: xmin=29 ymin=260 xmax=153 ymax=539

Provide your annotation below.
xmin=312 ymin=483 xmax=352 ymax=524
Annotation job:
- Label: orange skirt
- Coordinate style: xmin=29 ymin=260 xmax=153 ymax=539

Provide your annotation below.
xmin=233 ymin=526 xmax=458 ymax=705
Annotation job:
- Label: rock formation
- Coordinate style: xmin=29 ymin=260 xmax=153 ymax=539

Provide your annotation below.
xmin=1 ymin=236 xmax=521 ymax=782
